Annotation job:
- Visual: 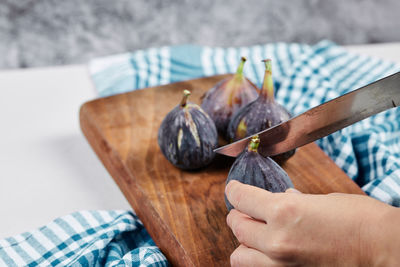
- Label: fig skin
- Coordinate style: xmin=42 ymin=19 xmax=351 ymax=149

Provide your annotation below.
xmin=158 ymin=90 xmax=218 ymax=170
xmin=225 ymin=136 xmax=293 ymax=211
xmin=201 ymin=57 xmax=259 ymax=137
xmin=227 ymin=59 xmax=295 ymax=164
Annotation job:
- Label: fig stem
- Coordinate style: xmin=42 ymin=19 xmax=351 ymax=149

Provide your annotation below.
xmin=235 ymin=57 xmax=247 ymax=76
xmin=180 ymin=89 xmax=191 ymax=107
xmin=248 ymin=135 xmax=260 ymax=152
xmin=261 ymin=59 xmax=274 ymax=101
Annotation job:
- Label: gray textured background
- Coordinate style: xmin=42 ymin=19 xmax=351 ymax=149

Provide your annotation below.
xmin=1 ymin=0 xmax=399 ymax=69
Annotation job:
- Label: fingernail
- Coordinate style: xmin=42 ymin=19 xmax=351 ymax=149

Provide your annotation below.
xmin=226 ymin=210 xmax=233 ymax=227
xmin=286 ymin=188 xmax=301 ymax=194
xmin=225 ymin=180 xmax=237 ymax=194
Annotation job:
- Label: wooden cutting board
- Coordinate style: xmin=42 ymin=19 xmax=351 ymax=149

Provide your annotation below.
xmin=80 ymin=74 xmax=364 ymax=266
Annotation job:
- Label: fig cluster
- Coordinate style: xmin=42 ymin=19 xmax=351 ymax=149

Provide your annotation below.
xmin=157 ymin=58 xmax=296 ymax=211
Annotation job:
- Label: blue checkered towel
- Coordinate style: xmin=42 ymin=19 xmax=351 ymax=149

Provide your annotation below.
xmin=0 ymin=211 xmax=167 ymax=266
xmin=1 ymin=40 xmax=399 ymax=266
xmin=90 ymin=40 xmax=400 ymax=205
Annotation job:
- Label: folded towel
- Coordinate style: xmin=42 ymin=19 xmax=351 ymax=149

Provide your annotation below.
xmin=89 ymin=40 xmax=400 ymax=205
xmin=1 ymin=41 xmax=399 ymax=266
xmin=0 ymin=211 xmax=167 ymax=266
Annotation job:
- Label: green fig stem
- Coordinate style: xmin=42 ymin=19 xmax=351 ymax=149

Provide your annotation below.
xmin=235 ymin=57 xmax=247 ymax=77
xmin=180 ymin=89 xmax=191 ymax=108
xmin=261 ymin=59 xmax=274 ymax=101
xmin=248 ymin=135 xmax=260 ymax=152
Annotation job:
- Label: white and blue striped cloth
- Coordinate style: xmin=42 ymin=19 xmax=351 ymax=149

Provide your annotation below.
xmin=0 ymin=211 xmax=167 ymax=266
xmin=1 ymin=40 xmax=399 ymax=266
xmin=90 ymin=40 xmax=400 ymax=205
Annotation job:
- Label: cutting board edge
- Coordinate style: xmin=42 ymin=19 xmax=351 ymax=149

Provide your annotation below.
xmin=82 ymin=74 xmax=233 ymax=106
xmin=79 ymin=102 xmax=196 ymax=267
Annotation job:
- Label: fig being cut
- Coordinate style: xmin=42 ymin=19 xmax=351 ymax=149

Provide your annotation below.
xmin=225 ymin=135 xmax=294 ymax=211
xmin=227 ymin=59 xmax=295 ymax=163
xmin=158 ymin=90 xmax=218 ymax=170
xmin=201 ymin=57 xmax=259 ymax=137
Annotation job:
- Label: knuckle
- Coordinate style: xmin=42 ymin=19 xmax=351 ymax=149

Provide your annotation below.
xmin=282 ymin=199 xmax=297 ymax=215
xmin=267 ymin=233 xmax=296 ymax=261
xmin=271 ymin=199 xmax=297 ymax=221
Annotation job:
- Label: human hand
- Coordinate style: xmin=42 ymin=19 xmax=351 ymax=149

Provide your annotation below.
xmin=225 ymin=180 xmax=400 ymax=267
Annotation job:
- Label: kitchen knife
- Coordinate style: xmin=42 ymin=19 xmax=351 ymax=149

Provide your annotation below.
xmin=214 ymin=71 xmax=400 ymax=157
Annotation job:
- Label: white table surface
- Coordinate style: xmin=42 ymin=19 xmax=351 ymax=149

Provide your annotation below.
xmin=1 ymin=43 xmax=400 ymax=239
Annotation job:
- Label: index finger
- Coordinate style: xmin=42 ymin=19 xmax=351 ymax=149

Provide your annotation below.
xmin=225 ymin=180 xmax=282 ymax=221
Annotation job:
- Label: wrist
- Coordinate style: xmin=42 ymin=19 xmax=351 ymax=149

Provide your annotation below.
xmin=370 ymin=206 xmax=400 ymax=267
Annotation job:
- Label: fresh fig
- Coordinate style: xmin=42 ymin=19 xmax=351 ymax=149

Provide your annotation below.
xmin=225 ymin=135 xmax=294 ymax=211
xmin=158 ymin=89 xmax=218 ymax=170
xmin=201 ymin=57 xmax=259 ymax=137
xmin=227 ymin=59 xmax=295 ymax=163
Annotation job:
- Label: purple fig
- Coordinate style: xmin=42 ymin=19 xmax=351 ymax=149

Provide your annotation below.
xmin=201 ymin=57 xmax=259 ymax=137
xmin=225 ymin=135 xmax=294 ymax=211
xmin=227 ymin=59 xmax=295 ymax=163
xmin=158 ymin=90 xmax=218 ymax=170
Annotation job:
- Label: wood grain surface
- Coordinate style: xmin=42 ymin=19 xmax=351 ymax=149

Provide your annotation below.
xmin=80 ymin=74 xmax=365 ymax=266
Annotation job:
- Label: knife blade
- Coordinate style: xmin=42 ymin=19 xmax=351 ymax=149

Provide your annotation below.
xmin=214 ymin=71 xmax=400 ymax=157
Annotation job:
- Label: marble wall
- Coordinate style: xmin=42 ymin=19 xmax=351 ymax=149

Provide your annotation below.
xmin=1 ymin=0 xmax=399 ymax=69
